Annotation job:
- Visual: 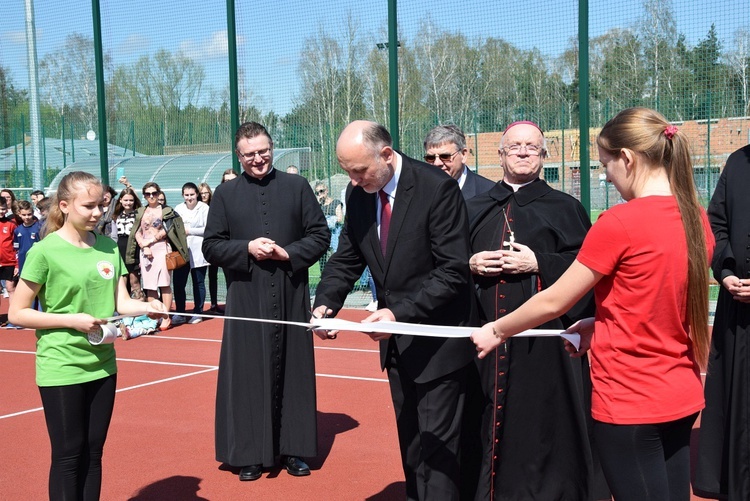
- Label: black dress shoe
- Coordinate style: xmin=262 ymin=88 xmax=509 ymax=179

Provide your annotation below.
xmin=239 ymin=464 xmax=262 ymax=481
xmin=282 ymin=456 xmax=310 ymax=476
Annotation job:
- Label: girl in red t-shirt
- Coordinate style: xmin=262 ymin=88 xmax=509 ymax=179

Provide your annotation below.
xmin=472 ymin=107 xmax=714 ymax=501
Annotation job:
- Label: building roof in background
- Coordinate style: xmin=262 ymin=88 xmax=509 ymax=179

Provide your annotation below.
xmin=0 ymin=138 xmax=143 ymax=173
xmin=45 ymin=147 xmax=312 ymax=200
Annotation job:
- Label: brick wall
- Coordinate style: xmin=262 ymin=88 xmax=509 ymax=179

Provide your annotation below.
xmin=465 ymin=116 xmax=750 ymax=184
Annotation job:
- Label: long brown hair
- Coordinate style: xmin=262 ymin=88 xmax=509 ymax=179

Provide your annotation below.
xmin=597 ymin=107 xmax=710 ymax=368
xmin=42 ymin=171 xmax=102 ymax=238
xmin=112 ymin=187 xmax=142 ymax=218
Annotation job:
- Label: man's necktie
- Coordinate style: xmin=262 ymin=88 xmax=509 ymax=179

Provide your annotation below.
xmin=378 ymin=190 xmax=391 ymax=257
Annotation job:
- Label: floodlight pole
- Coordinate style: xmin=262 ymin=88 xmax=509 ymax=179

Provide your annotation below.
xmin=578 ymin=0 xmax=590 ymax=213
xmin=24 ymin=0 xmax=43 ymax=190
xmin=92 ymin=0 xmax=110 ymax=185
xmin=226 ymin=0 xmax=240 ymax=174
xmin=387 ymin=0 xmax=399 ymax=149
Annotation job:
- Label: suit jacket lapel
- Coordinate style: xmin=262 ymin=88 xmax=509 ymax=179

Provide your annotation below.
xmin=382 ymin=158 xmax=415 ymax=275
xmin=362 ymin=191 xmax=386 ymax=271
xmin=463 ymin=170 xmax=476 ymax=199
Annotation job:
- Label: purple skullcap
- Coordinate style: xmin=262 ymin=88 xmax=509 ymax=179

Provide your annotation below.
xmin=503 ymin=120 xmax=544 ymax=137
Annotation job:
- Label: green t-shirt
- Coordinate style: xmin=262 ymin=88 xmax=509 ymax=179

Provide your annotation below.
xmin=22 ymin=232 xmax=126 ymax=386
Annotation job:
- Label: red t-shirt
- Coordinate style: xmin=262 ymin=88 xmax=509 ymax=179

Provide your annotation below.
xmin=0 ymin=218 xmax=18 ymax=267
xmin=577 ymin=196 xmax=714 ymax=424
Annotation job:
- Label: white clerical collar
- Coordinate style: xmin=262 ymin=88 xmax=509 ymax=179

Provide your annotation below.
xmin=457 ymin=165 xmax=468 ymax=190
xmin=246 ymin=165 xmax=274 ymax=180
xmin=504 ymin=179 xmax=535 ymax=192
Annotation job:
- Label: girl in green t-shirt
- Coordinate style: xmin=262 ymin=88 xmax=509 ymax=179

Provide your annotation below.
xmin=9 ymin=171 xmax=168 ymax=501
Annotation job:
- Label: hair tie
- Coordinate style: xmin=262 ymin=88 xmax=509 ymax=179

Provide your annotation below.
xmin=664 ymin=125 xmax=678 ymax=140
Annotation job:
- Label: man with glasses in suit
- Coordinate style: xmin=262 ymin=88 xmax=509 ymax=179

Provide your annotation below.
xmin=423 ymin=124 xmax=495 ymax=200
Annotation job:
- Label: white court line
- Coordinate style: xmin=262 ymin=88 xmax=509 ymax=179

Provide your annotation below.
xmin=115 ymin=367 xmax=218 ymax=394
xmin=0 ymin=367 xmax=218 ymax=420
xmin=0 ymin=407 xmax=43 ymax=419
xmin=0 ymin=351 xmax=388 ymax=420
xmin=122 ymin=335 xmax=380 ymax=353
xmin=117 ymin=357 xmax=216 ymax=369
xmin=315 ymin=346 xmax=380 ymax=353
xmin=0 ymin=350 xmax=217 ymax=369
xmin=317 ymin=373 xmax=388 ymax=383
xmin=135 ymin=335 xmax=221 ymax=343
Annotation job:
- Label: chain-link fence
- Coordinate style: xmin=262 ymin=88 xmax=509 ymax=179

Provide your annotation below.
xmin=1 ymin=0 xmax=748 ymax=302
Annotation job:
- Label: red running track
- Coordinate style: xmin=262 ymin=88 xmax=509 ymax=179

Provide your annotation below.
xmin=0 ymin=305 xmax=720 ymax=500
xmin=0 ymin=308 xmax=407 ymax=500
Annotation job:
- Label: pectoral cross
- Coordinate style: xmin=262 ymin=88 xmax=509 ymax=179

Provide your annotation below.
xmin=502 ymin=208 xmax=515 ymax=250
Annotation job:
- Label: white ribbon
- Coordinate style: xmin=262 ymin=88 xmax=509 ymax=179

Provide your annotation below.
xmin=106 ymin=311 xmax=580 ymax=350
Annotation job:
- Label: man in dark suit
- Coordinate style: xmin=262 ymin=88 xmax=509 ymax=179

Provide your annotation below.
xmin=423 ymin=124 xmax=496 ymax=200
xmin=423 ymin=123 xmax=496 ymax=498
xmin=312 ymin=120 xmax=476 ymax=500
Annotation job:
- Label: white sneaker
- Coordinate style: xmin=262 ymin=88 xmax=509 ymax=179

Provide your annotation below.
xmin=188 ymin=315 xmax=203 ymax=324
xmin=171 ymin=315 xmax=187 ymax=325
xmin=365 ymin=301 xmax=378 ymax=312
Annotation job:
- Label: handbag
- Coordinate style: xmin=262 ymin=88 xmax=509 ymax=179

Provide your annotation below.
xmin=165 ymin=250 xmax=187 ymax=270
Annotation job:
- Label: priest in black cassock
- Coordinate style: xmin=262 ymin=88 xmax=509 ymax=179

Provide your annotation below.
xmin=694 ymin=143 xmax=750 ymax=500
xmin=202 ymin=122 xmax=329 ymax=482
xmin=465 ymin=121 xmax=604 ymax=500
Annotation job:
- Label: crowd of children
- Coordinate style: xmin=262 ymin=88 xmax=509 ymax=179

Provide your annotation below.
xmin=0 ymin=189 xmax=50 ymax=328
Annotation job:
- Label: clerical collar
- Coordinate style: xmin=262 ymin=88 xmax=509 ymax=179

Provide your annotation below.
xmin=244 ymin=166 xmax=275 ymax=181
xmin=503 ymin=179 xmax=535 ymax=192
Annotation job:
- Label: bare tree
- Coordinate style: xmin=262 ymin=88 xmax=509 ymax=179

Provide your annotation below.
xmin=590 ymin=29 xmax=646 ymax=118
xmin=725 ymin=28 xmax=750 ymax=115
xmin=296 ymin=16 xmax=366 ymax=168
xmin=341 ymin=15 xmax=366 ymax=125
xmin=414 ymin=19 xmax=461 ymax=125
xmin=641 ymin=0 xmax=677 ymax=106
xmin=38 ymin=34 xmax=108 ymax=131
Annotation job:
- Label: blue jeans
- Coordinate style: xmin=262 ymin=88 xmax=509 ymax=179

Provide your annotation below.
xmin=173 ymin=265 xmax=208 ymax=314
xmin=360 ymin=266 xmax=376 ymax=300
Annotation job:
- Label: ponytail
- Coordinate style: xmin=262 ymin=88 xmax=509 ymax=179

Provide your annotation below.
xmin=598 ymin=108 xmax=710 ymax=369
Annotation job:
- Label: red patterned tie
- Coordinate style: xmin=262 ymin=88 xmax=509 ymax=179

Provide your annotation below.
xmin=378 ymin=190 xmax=391 ymax=257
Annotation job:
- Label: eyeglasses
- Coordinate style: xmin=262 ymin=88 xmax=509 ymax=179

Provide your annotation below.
xmin=236 ymin=148 xmax=271 ymax=160
xmin=200 ymin=191 xmax=210 ymax=196
xmin=502 ymin=144 xmax=544 ymax=156
xmin=144 ymin=191 xmax=158 ymax=197
xmin=424 ymin=150 xmax=460 ymax=164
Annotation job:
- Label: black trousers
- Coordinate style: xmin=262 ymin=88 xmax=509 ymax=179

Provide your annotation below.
xmin=387 ymin=348 xmax=469 ymax=501
xmin=207 ymin=264 xmax=219 ymax=307
xmin=593 ymin=412 xmax=698 ymax=501
xmin=38 ymin=374 xmax=117 ymax=501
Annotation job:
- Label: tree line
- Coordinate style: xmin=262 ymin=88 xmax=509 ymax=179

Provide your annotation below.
xmin=1 ymin=0 xmax=748 ymax=171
